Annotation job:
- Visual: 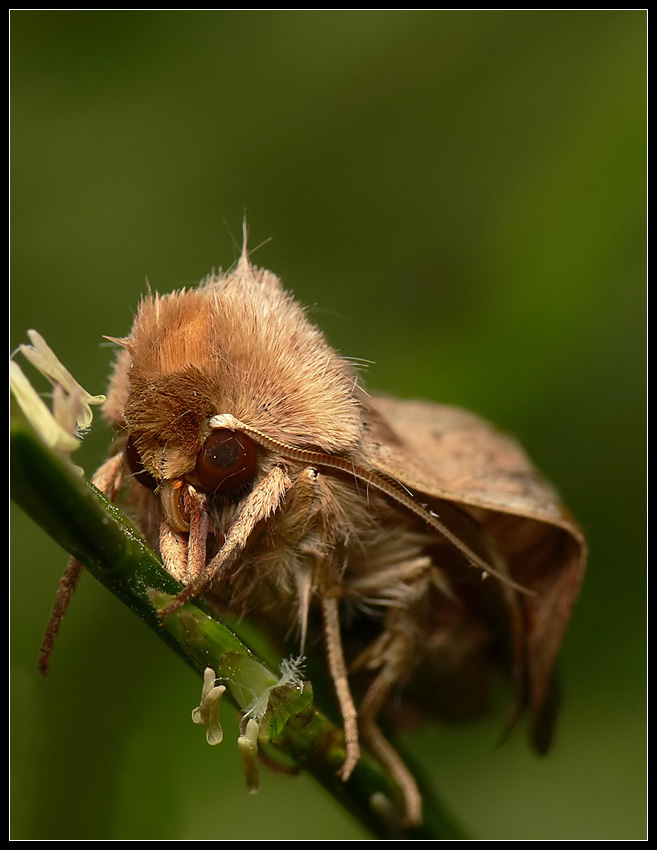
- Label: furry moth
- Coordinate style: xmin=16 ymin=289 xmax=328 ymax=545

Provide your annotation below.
xmin=39 ymin=244 xmax=587 ymax=826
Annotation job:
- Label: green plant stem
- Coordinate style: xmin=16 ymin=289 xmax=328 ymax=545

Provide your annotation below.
xmin=10 ymin=419 xmax=466 ymax=840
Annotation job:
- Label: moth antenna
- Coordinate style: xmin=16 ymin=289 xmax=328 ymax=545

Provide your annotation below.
xmin=208 ymin=415 xmax=534 ymax=596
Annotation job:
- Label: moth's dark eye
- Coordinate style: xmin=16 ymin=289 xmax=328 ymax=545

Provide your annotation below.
xmin=195 ymin=430 xmax=257 ymax=495
xmin=125 ymin=434 xmax=158 ymax=491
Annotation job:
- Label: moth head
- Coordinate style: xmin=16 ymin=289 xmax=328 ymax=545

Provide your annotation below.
xmin=106 ymin=255 xmax=365 ymax=452
xmin=124 ymin=419 xmax=262 ymax=532
xmin=105 ymin=254 xmax=367 ymax=530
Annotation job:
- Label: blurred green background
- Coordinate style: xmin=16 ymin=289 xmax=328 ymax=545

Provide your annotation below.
xmin=10 ymin=10 xmax=646 ymax=840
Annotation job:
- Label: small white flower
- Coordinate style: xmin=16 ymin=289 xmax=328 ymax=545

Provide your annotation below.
xmin=238 ymin=717 xmax=260 ymax=749
xmin=237 ymin=718 xmax=261 ymax=794
xmin=17 ymin=330 xmax=105 ymax=432
xmin=11 ymin=330 xmax=105 ymax=458
xmin=191 ymin=667 xmax=227 ymax=745
xmin=10 ymin=362 xmax=80 ymax=456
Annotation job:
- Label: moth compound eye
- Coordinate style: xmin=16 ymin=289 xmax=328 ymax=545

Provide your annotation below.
xmin=125 ymin=434 xmax=158 ymax=491
xmin=195 ymin=430 xmax=257 ymax=495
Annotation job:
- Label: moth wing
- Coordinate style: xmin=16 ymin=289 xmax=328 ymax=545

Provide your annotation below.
xmin=361 ymin=394 xmax=587 ymax=747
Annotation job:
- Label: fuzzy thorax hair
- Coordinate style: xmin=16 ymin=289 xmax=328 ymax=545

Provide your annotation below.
xmin=104 ymin=256 xmax=364 ymax=480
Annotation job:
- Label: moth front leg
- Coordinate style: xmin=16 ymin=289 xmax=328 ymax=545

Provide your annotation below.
xmin=159 ymin=520 xmax=189 ymax=583
xmin=159 ymin=486 xmax=210 ymax=584
xmin=159 ymin=465 xmax=291 ymax=619
xmin=38 ymin=453 xmax=125 ymax=674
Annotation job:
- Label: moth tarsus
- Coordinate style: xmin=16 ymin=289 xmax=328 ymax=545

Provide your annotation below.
xmin=39 ymin=245 xmax=586 ymax=827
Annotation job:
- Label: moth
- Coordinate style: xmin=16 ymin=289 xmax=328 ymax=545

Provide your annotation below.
xmin=40 ymin=245 xmax=587 ymax=826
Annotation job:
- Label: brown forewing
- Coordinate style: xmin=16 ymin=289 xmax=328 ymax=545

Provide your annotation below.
xmin=361 ymin=395 xmax=587 ymax=746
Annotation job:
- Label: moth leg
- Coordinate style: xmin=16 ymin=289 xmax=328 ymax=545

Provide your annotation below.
xmin=184 ymin=487 xmax=210 ymax=583
xmin=37 ymin=558 xmax=83 ymax=675
xmin=322 ymin=595 xmax=361 ymax=780
xmin=91 ymin=452 xmax=125 ymax=496
xmin=159 ymin=465 xmax=291 ymax=618
xmin=160 ymin=520 xmax=189 ymax=583
xmin=346 ymin=556 xmax=433 ymax=607
xmin=38 ymin=454 xmax=124 ymax=674
xmin=348 ymin=558 xmax=434 ymax=826
xmin=278 ymin=466 xmax=325 ymax=650
xmin=358 ymin=644 xmax=423 ymax=827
